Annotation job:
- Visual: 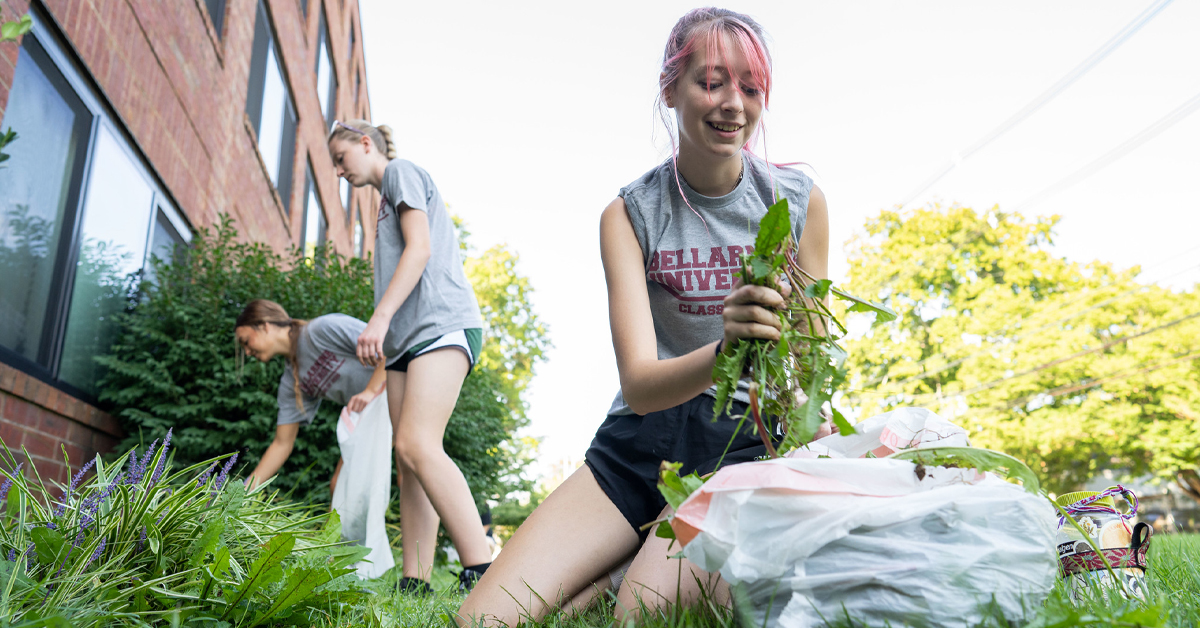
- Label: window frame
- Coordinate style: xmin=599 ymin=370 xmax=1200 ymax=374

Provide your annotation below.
xmin=301 ymin=161 xmax=327 ymax=258
xmin=315 ymin=6 xmax=337 ymax=125
xmin=0 ymin=9 xmax=192 ymax=402
xmin=245 ymin=0 xmax=298 ymax=216
xmin=202 ymin=0 xmax=227 ymax=41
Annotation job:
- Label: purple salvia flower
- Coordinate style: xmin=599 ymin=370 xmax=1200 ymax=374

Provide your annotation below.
xmin=46 ymin=522 xmax=57 ymax=530
xmin=123 ymin=447 xmax=139 ymax=484
xmin=213 ymin=453 xmax=238 ymax=492
xmin=0 ymin=463 xmax=23 ymax=502
xmin=65 ymin=458 xmax=96 ymax=497
xmin=196 ymin=461 xmax=218 ymax=487
xmin=136 ymin=526 xmax=147 ymax=553
xmin=54 ymin=457 xmax=97 ymax=518
xmin=6 ymin=548 xmax=15 ymax=561
xmin=131 ymin=439 xmax=159 ymax=485
xmin=83 ymin=538 xmax=106 ymax=571
xmin=148 ymin=428 xmax=173 ymax=487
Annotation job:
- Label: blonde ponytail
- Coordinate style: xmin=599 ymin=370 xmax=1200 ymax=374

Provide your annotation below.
xmin=376 ymin=124 xmax=398 ymax=159
xmin=327 ymin=119 xmax=397 ymax=160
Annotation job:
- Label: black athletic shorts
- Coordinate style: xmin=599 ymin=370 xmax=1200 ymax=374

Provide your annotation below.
xmin=584 ymin=394 xmax=770 ymax=541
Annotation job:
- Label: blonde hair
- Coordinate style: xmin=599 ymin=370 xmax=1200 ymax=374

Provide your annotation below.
xmin=235 ymin=299 xmax=308 ymax=411
xmin=328 ymin=119 xmax=397 ymax=160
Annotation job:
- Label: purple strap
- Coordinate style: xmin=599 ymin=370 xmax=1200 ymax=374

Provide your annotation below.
xmin=1057 ymin=485 xmax=1139 ymax=528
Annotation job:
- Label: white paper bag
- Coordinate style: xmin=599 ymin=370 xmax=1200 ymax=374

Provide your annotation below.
xmin=331 ymin=392 xmax=395 ymax=579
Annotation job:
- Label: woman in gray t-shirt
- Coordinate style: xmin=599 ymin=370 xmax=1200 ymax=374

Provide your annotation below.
xmin=234 ymin=300 xmax=386 ymax=493
xmin=461 ymin=8 xmax=831 ymax=625
xmin=327 ymin=120 xmax=490 ymax=594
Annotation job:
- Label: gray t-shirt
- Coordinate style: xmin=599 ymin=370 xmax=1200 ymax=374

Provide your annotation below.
xmin=608 ymin=152 xmax=813 ymax=416
xmin=277 ymin=314 xmax=381 ymax=426
xmin=374 ymin=159 xmax=483 ymax=357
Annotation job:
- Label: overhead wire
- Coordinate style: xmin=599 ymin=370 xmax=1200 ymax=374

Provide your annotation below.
xmin=1012 ymin=89 xmax=1200 ymax=213
xmin=849 ymin=309 xmax=1200 ymax=403
xmin=872 ymin=309 xmax=1200 ymax=404
xmin=897 ymin=0 xmax=1175 ymax=209
xmin=855 ymin=250 xmax=1200 ymax=390
xmin=1003 ymin=350 xmax=1200 ymax=410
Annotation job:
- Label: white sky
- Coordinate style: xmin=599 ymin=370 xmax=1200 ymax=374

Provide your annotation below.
xmin=360 ymin=0 xmax=1200 ymax=479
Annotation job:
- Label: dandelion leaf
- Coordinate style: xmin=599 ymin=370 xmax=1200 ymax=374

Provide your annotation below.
xmin=889 ymin=446 xmax=1040 ymax=493
xmin=755 ymin=198 xmax=791 ymax=253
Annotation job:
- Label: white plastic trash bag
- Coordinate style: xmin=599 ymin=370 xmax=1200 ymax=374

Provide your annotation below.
xmin=331 ymin=392 xmax=395 ymax=579
xmin=671 ymin=407 xmax=1057 ymax=628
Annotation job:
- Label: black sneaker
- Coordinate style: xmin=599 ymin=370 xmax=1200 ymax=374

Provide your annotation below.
xmin=457 ymin=567 xmax=486 ymax=593
xmin=397 ymin=576 xmax=433 ymax=596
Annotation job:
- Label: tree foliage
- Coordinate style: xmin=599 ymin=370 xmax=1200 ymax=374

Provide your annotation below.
xmin=842 ymin=204 xmax=1200 ymax=496
xmin=97 ymin=215 xmax=543 ymax=505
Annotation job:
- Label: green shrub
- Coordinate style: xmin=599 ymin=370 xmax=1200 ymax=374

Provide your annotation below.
xmin=96 ymin=215 xmax=533 ymax=507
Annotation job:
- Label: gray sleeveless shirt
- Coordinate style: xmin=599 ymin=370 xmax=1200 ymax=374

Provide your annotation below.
xmin=607 ymin=152 xmax=813 ymax=416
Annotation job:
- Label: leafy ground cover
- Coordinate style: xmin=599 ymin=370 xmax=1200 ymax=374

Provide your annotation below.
xmin=4 ymin=435 xmax=1195 ymax=627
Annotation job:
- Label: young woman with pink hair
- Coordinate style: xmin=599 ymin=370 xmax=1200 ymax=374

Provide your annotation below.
xmin=460 ymin=7 xmax=829 ymax=625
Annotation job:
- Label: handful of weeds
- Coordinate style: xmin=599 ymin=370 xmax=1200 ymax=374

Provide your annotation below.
xmin=713 ymin=197 xmax=896 ymax=456
xmin=650 ymin=198 xmax=896 ymax=540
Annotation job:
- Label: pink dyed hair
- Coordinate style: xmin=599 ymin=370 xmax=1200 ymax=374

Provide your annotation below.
xmin=658 ymin=8 xmax=773 ymax=142
xmin=656 ymin=8 xmax=776 ymax=230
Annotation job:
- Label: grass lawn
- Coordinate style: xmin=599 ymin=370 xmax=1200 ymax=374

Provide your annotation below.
xmin=336 ymin=533 xmax=1200 ymax=627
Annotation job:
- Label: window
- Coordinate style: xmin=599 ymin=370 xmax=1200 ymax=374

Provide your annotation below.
xmin=204 ymin=0 xmax=226 ymax=39
xmin=340 ymin=176 xmax=351 ymax=215
xmin=302 ymin=165 xmax=326 ymax=258
xmin=348 ymin=18 xmax=355 ymax=59
xmin=315 ymin=8 xmax=336 ymax=125
xmin=353 ymin=210 xmax=364 ymax=258
xmin=0 ymin=14 xmax=190 ymax=399
xmin=246 ymin=0 xmax=297 ymax=215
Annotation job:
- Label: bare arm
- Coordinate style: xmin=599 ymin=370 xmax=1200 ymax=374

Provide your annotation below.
xmin=357 ymin=205 xmax=432 ymax=366
xmin=246 ymin=422 xmax=301 ymax=489
xmin=330 ymin=457 xmax=344 ymax=496
xmin=346 ymin=360 xmax=386 ymax=413
xmin=601 ymin=199 xmax=719 ymax=414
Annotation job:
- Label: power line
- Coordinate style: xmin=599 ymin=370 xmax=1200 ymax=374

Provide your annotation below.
xmin=898 ymin=0 xmax=1175 ymax=208
xmin=929 ymin=309 xmax=1200 ymax=401
xmin=858 ymin=257 xmax=1200 ymax=390
xmin=1012 ymin=89 xmax=1200 ymax=213
xmin=851 ymin=309 xmax=1200 ymax=403
xmin=1005 ymin=350 xmax=1200 ymax=410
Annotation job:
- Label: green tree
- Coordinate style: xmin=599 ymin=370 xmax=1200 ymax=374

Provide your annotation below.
xmin=97 ymin=215 xmax=544 ymax=505
xmin=842 ymin=204 xmax=1200 ymax=497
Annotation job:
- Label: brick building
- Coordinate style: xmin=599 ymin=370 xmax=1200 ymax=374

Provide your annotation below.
xmin=0 ymin=0 xmax=375 ymax=485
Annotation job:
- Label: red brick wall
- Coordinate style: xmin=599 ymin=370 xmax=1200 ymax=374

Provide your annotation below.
xmin=0 ymin=363 xmax=121 ymax=487
xmin=0 ymin=0 xmax=377 ymax=483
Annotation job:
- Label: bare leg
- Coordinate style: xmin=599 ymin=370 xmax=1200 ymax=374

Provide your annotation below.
xmin=613 ymin=505 xmax=729 ymax=623
xmin=563 ymin=551 xmax=635 ymax=617
xmin=390 ymin=349 xmax=492 ymax=579
xmin=458 ymin=465 xmax=640 ymax=626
